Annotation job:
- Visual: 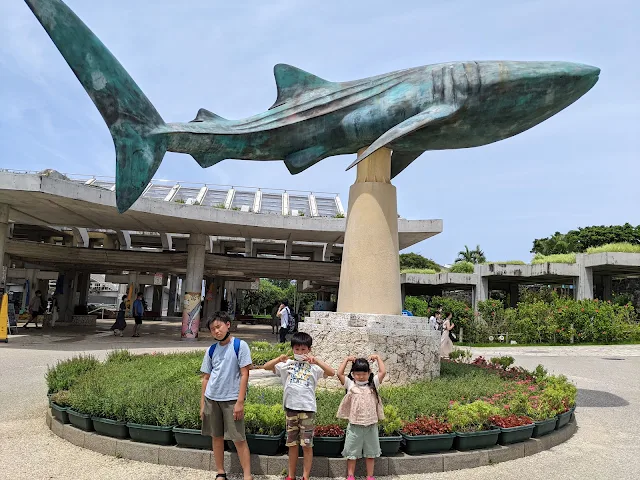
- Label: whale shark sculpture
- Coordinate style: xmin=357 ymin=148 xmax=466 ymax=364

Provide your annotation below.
xmin=24 ymin=0 xmax=599 ymax=213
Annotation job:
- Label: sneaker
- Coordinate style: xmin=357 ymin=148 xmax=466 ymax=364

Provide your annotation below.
xmin=347 ymin=476 xmax=355 ymax=480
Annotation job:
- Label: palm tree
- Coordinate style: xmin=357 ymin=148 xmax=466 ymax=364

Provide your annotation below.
xmin=456 ymin=245 xmax=474 ymax=263
xmin=456 ymin=245 xmax=486 ymax=264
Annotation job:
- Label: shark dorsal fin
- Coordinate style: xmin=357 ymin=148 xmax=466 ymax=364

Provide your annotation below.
xmin=191 ymin=108 xmax=228 ymax=123
xmin=271 ymin=64 xmax=332 ymax=109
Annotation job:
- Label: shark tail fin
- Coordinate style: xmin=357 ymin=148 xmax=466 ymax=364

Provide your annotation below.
xmin=24 ymin=0 xmax=167 ymax=213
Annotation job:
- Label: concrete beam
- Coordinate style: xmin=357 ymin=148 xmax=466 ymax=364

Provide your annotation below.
xmin=160 ymin=233 xmax=173 ymax=251
xmin=71 ymin=227 xmax=89 ymax=248
xmin=105 ymin=274 xmax=156 ymax=285
xmin=6 ymin=268 xmax=58 ymax=280
xmin=116 ymin=230 xmax=131 ymax=250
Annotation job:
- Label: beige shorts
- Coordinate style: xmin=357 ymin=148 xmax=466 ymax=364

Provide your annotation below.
xmin=201 ymin=397 xmax=246 ymax=442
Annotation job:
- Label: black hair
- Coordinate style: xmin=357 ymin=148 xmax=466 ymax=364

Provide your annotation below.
xmin=290 ymin=331 xmax=312 ymax=349
xmin=206 ymin=311 xmax=230 ymax=330
xmin=137 ymin=292 xmax=143 ymax=297
xmin=348 ymin=358 xmax=380 ymax=404
xmin=121 ymin=295 xmax=127 ymax=301
xmin=282 ymin=299 xmax=289 ymax=307
xmin=35 ymin=290 xmax=42 ymax=295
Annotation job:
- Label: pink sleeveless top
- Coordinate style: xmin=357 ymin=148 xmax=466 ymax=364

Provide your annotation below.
xmin=336 ymin=379 xmax=385 ymax=426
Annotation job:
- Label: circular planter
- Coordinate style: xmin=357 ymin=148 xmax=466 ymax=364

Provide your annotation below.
xmin=532 ymin=418 xmax=557 ymax=438
xmin=51 ymin=403 xmax=69 ymax=424
xmin=173 ymin=427 xmax=211 ymax=449
xmin=556 ymin=410 xmax=572 ymax=430
xmin=67 ymin=409 xmax=94 ymax=432
xmin=379 ymin=435 xmax=402 ymax=456
xmin=93 ymin=417 xmax=129 ymax=439
xmin=497 ymin=424 xmax=534 ymax=445
xmin=246 ymin=431 xmax=285 ymax=456
xmin=454 ymin=428 xmax=499 ymax=451
xmin=126 ymin=423 xmax=175 ymax=445
xmin=401 ymin=433 xmax=455 ymax=455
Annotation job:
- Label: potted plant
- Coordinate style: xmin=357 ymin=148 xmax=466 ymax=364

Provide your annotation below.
xmin=50 ymin=390 xmax=70 ymax=424
xmin=244 ymin=404 xmax=286 ymax=456
xmin=400 ymin=416 xmax=455 ymax=455
xmin=447 ymin=401 xmax=500 ymax=451
xmin=311 ymin=425 xmax=345 ymax=457
xmin=490 ymin=414 xmax=534 ymax=445
xmin=378 ymin=405 xmax=403 ymax=456
xmin=125 ymin=388 xmax=175 ymax=445
xmin=173 ymin=401 xmax=210 ymax=450
xmin=535 ymin=376 xmax=576 ymax=430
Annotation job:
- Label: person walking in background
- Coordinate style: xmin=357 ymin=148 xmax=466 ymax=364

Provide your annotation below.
xmin=277 ymin=299 xmax=291 ymax=343
xmin=440 ymin=312 xmax=455 ymax=358
xmin=110 ymin=295 xmax=128 ymax=336
xmin=23 ymin=289 xmax=43 ymax=329
xmin=131 ymin=292 xmax=144 ymax=337
xmin=271 ymin=303 xmax=280 ymax=335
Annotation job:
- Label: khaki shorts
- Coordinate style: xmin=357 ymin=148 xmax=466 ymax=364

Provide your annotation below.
xmin=285 ymin=409 xmax=315 ymax=447
xmin=201 ymin=398 xmax=246 ymax=442
xmin=342 ymin=423 xmax=381 ymax=459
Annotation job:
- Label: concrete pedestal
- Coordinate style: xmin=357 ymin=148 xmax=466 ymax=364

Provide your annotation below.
xmin=299 ymin=311 xmax=441 ymax=386
xmin=337 ymin=148 xmax=402 ymax=315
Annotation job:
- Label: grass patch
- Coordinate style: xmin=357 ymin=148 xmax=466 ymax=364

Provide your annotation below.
xmin=401 ymin=268 xmax=438 ymax=274
xmin=531 ymin=253 xmax=576 ymax=264
xmin=450 ymin=261 xmax=475 ymax=273
xmin=586 ymin=243 xmax=640 ymax=254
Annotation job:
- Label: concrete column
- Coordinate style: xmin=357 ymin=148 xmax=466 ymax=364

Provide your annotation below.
xmin=0 ymin=204 xmax=9 ymax=290
xmin=103 ymin=234 xmax=116 ymax=249
xmin=509 ymin=283 xmax=519 ymax=308
xmin=400 ymin=283 xmax=406 ymax=309
xmin=575 ymin=255 xmax=594 ymax=300
xmin=323 ymin=243 xmax=334 ymax=262
xmin=284 ymin=239 xmax=293 ymax=259
xmin=244 ymin=238 xmax=254 ymax=257
xmin=77 ymin=272 xmax=90 ymax=306
xmin=151 ymin=284 xmax=163 ymax=315
xmin=602 ymin=275 xmax=613 ymax=302
xmin=473 ymin=277 xmax=489 ymax=311
xmin=58 ymin=271 xmax=76 ymax=322
xmin=214 ymin=277 xmax=224 ymax=312
xmin=181 ymin=233 xmax=206 ymax=339
xmin=337 ymin=148 xmax=402 ymax=315
xmin=167 ymin=274 xmax=177 ymax=316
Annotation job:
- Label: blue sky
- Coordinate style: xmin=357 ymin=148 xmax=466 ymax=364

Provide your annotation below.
xmin=1 ymin=0 xmax=638 ymax=265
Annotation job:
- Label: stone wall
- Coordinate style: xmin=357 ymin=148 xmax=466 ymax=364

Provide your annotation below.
xmin=299 ymin=311 xmax=440 ymax=386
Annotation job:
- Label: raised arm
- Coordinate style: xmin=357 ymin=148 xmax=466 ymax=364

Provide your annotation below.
xmin=262 ymin=354 xmax=290 ymax=373
xmin=370 ymin=354 xmax=387 ymax=383
xmin=337 ymin=356 xmax=356 ymax=385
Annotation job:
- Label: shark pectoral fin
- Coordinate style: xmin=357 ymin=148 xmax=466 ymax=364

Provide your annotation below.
xmin=191 ymin=153 xmax=226 ymax=168
xmin=284 ymin=146 xmax=327 ymax=174
xmin=345 ymin=104 xmax=458 ymax=171
xmin=270 ymin=64 xmax=334 ymax=109
xmin=391 ymin=151 xmax=424 ymax=179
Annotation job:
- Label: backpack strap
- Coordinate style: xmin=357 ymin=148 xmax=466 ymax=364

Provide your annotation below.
xmin=208 ymin=339 xmax=241 ymax=361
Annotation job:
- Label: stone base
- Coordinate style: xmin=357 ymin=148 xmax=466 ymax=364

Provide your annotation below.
xmin=299 ymin=311 xmax=440 ymax=386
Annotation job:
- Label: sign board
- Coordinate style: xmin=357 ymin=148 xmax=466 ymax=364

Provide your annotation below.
xmin=7 ymin=303 xmax=16 ymax=327
xmin=153 ymin=273 xmax=163 ymax=286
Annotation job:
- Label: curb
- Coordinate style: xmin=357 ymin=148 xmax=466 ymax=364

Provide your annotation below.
xmin=46 ymin=411 xmax=577 ymax=476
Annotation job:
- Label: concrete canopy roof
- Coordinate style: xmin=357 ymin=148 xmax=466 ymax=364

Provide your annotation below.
xmin=0 ymin=172 xmax=442 ymax=249
xmin=5 ymin=239 xmax=340 ymax=281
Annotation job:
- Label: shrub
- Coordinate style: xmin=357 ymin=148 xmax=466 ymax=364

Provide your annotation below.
xmin=531 ymin=253 xmax=576 ymax=264
xmin=489 ymin=414 xmax=533 ymax=428
xmin=490 ymin=356 xmax=515 ymax=370
xmin=244 ymin=404 xmax=285 ymax=435
xmin=249 ymin=341 xmax=292 ymax=367
xmin=446 ymin=400 xmax=501 ymax=432
xmin=46 ymin=355 xmax=100 ymax=394
xmin=449 ymin=348 xmax=472 ymax=363
xmin=484 ymin=260 xmax=526 ymax=265
xmin=51 ymin=390 xmax=71 ymax=407
xmin=401 ymin=268 xmax=437 ymax=274
xmin=379 ymin=405 xmax=404 ymax=436
xmin=450 ymin=261 xmax=475 ymax=274
xmin=404 ymin=296 xmax=429 ymax=317
xmin=400 ymin=416 xmax=452 ymax=436
xmin=314 ymin=425 xmax=345 ymax=437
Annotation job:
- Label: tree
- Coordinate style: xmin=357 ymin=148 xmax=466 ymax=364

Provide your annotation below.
xmin=531 ymin=224 xmax=640 ymax=254
xmin=456 ymin=245 xmax=486 ymax=264
xmin=399 ymin=252 xmax=442 ymax=272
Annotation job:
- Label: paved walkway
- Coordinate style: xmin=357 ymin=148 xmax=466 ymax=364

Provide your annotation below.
xmin=1 ymin=324 xmax=638 ymax=479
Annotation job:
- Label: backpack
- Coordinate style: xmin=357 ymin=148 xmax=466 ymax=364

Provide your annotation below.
xmin=208 ymin=337 xmax=241 ymax=362
xmin=286 ymin=308 xmax=296 ymax=332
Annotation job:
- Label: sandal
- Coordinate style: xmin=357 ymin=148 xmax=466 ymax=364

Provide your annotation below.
xmin=215 ymin=474 xmax=227 ymax=480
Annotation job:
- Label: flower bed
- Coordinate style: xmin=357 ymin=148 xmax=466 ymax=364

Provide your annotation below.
xmin=47 ymin=351 xmax=576 ymax=456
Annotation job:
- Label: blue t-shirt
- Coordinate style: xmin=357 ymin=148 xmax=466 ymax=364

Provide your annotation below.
xmin=200 ymin=338 xmax=252 ymax=402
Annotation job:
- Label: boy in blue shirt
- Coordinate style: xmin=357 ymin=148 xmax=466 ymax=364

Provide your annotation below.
xmin=200 ymin=312 xmax=253 ymax=480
